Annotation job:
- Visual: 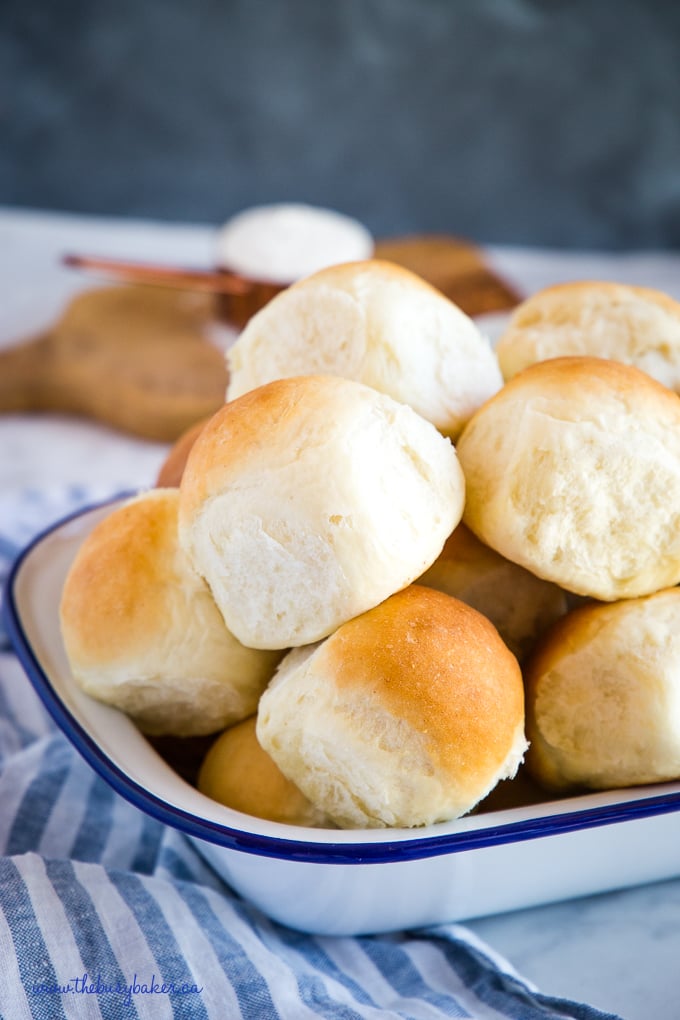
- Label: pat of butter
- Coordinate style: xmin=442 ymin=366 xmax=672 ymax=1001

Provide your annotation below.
xmin=215 ymin=203 xmax=374 ymax=284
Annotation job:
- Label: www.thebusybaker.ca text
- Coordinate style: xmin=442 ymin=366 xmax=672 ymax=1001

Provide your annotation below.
xmin=31 ymin=972 xmax=203 ymax=1007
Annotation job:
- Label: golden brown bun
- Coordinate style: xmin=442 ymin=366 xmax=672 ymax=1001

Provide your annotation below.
xmin=256 ymin=585 xmax=527 ymax=829
xmin=178 ymin=375 xmax=465 ymax=649
xmin=496 ymin=281 xmax=680 ymax=389
xmin=155 ymin=415 xmax=211 ymax=487
xmin=418 ymin=524 xmax=568 ymax=660
xmin=226 ymin=259 xmax=503 ymax=439
xmin=457 ymin=356 xmax=680 ymax=601
xmin=525 ymin=588 xmax=680 ymax=792
xmin=59 ymin=489 xmax=282 ymax=736
xmin=197 ymin=717 xmax=331 ymax=827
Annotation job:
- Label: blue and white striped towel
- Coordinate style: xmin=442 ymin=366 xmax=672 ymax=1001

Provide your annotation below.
xmin=0 ymin=487 xmax=623 ymax=1020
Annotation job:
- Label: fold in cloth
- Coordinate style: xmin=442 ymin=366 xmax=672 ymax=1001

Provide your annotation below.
xmin=0 ymin=487 xmax=623 ymax=1020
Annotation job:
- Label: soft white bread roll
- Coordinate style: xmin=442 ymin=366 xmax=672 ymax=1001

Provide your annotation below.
xmin=226 ymin=259 xmax=503 ymax=439
xmin=456 ymin=356 xmax=680 ymax=601
xmin=256 ymin=585 xmax=527 ymax=829
xmin=525 ymin=588 xmax=680 ymax=792
xmin=178 ymin=375 xmax=465 ymax=649
xmin=59 ymin=489 xmax=282 ymax=737
xmin=198 ymin=716 xmax=331 ymax=827
xmin=418 ymin=523 xmax=568 ymax=661
xmin=496 ymin=281 xmax=680 ymax=389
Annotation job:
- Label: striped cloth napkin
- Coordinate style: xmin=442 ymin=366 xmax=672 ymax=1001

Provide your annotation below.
xmin=0 ymin=486 xmax=623 ymax=1020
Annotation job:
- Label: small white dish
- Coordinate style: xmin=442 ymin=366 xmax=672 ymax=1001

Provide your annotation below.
xmin=5 ymin=498 xmax=680 ymax=936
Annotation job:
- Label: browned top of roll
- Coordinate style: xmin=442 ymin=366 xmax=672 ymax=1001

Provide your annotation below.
xmin=323 ymin=585 xmax=525 ymax=784
xmin=60 ymin=489 xmax=183 ymax=665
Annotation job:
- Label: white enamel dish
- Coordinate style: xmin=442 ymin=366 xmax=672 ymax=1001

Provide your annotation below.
xmin=5 ymin=498 xmax=680 ymax=936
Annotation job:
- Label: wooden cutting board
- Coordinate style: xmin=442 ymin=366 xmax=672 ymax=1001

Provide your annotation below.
xmin=0 ymin=285 xmax=229 ymax=442
xmin=374 ymin=234 xmax=521 ymax=316
xmin=0 ymin=235 xmax=520 ymax=442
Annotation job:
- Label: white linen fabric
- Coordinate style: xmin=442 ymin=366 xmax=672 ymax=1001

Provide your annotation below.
xmin=0 ymin=486 xmax=623 ymax=1020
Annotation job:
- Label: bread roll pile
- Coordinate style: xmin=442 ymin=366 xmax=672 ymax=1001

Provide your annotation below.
xmin=60 ymin=264 xmax=680 ymax=828
xmin=477 ymin=282 xmax=680 ymax=793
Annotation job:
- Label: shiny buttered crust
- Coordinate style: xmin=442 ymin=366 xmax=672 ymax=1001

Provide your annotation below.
xmin=418 ymin=524 xmax=568 ymax=661
xmin=256 ymin=585 xmax=527 ymax=829
xmin=226 ymin=259 xmax=503 ymax=439
xmin=456 ymin=356 xmax=680 ymax=601
xmin=59 ymin=489 xmax=281 ymax=736
xmin=525 ymin=588 xmax=680 ymax=791
xmin=496 ymin=280 xmax=680 ymax=390
xmin=197 ymin=717 xmax=331 ymax=827
xmin=178 ymin=375 xmax=465 ymax=649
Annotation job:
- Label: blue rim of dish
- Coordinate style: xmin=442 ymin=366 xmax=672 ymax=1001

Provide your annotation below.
xmin=5 ymin=498 xmax=680 ymax=866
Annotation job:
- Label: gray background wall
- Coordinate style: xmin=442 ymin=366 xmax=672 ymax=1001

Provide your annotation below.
xmin=2 ymin=0 xmax=680 ymax=249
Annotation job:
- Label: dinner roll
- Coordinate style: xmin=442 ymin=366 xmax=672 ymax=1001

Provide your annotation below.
xmin=418 ymin=524 xmax=568 ymax=660
xmin=179 ymin=375 xmax=465 ymax=649
xmin=226 ymin=259 xmax=502 ymax=439
xmin=525 ymin=588 xmax=680 ymax=792
xmin=256 ymin=585 xmax=527 ymax=829
xmin=456 ymin=356 xmax=680 ymax=601
xmin=496 ymin=281 xmax=680 ymax=390
xmin=59 ymin=489 xmax=281 ymax=737
xmin=198 ymin=717 xmax=331 ymax=827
